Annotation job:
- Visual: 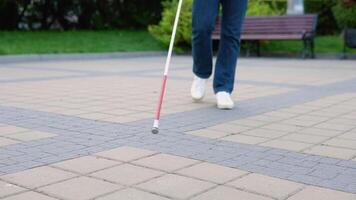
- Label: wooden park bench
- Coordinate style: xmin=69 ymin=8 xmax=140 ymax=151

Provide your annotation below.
xmin=212 ymin=15 xmax=318 ymax=58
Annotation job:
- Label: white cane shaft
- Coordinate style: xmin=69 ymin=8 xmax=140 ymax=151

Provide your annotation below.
xmin=164 ymin=0 xmax=183 ymax=75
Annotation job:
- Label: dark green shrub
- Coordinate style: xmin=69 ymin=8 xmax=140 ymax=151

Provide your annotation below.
xmin=0 ymin=0 xmax=19 ymax=30
xmin=0 ymin=0 xmax=163 ymax=30
xmin=332 ymin=0 xmax=356 ymax=29
xmin=304 ymin=0 xmax=338 ymax=34
xmin=149 ymin=0 xmax=192 ymax=50
xmin=247 ymin=0 xmax=285 ymax=16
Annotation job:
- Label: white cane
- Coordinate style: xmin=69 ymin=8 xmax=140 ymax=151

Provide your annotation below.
xmin=152 ymin=0 xmax=184 ymax=134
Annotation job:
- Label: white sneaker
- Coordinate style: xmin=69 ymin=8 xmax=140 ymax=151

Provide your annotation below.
xmin=191 ymin=76 xmax=207 ymax=101
xmin=216 ymin=91 xmax=234 ymax=109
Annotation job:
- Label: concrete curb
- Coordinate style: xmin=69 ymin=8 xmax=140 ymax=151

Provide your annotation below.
xmin=0 ymin=51 xmax=166 ymax=64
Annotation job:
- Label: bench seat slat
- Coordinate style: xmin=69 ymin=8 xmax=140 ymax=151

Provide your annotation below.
xmin=241 ymin=34 xmax=304 ymax=40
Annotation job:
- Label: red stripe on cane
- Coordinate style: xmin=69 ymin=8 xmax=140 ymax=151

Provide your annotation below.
xmin=155 ymin=75 xmax=168 ymax=120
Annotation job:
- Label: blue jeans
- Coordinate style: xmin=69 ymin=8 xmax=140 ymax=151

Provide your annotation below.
xmin=192 ymin=0 xmax=247 ymax=94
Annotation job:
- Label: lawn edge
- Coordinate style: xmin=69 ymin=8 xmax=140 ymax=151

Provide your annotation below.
xmin=0 ymin=51 xmax=166 ymax=64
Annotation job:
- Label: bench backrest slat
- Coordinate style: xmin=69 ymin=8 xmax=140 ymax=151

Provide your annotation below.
xmin=213 ymin=15 xmax=317 ymax=39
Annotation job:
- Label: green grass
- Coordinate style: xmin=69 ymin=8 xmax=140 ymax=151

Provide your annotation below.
xmin=0 ymin=31 xmax=355 ymax=55
xmin=259 ymin=35 xmax=356 ymax=54
xmin=0 ymin=30 xmax=165 ymax=55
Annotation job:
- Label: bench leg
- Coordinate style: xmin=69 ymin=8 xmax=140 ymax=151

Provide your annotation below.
xmin=302 ymin=39 xmax=315 ymax=59
xmin=342 ymin=41 xmax=347 ymax=59
xmin=256 ymin=41 xmax=261 ymax=57
xmin=311 ymin=39 xmax=315 ymax=59
xmin=302 ymin=40 xmax=308 ymax=59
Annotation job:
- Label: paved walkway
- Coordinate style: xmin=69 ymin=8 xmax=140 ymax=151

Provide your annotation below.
xmin=1 ymin=56 xmax=356 ymax=199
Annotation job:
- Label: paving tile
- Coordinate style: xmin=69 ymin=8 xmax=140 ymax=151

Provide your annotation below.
xmin=2 ymin=191 xmax=58 ymax=200
xmin=95 ymin=146 xmax=156 ymax=162
xmin=1 ymin=166 xmax=77 ymax=188
xmin=6 ymin=131 xmax=56 ymax=142
xmin=132 ymin=153 xmax=199 ymax=172
xmin=137 ymin=174 xmax=215 ymax=199
xmin=230 ymin=119 xmax=268 ymax=127
xmin=261 ymin=140 xmax=312 ymax=152
xmin=96 ymin=188 xmax=170 ymax=200
xmin=304 ymin=145 xmax=356 ymax=160
xmin=287 ymin=186 xmax=356 ymax=200
xmin=339 ymin=132 xmax=356 ymax=140
xmin=186 ymin=129 xmax=229 ymax=139
xmin=298 ymin=127 xmax=342 ymax=137
xmin=314 ymin=122 xmax=355 ymax=132
xmin=323 ymin=138 xmax=356 ymax=150
xmin=38 ymin=176 xmax=121 ymax=200
xmin=51 ymin=156 xmax=120 ymax=174
xmin=176 ymin=162 xmax=248 ymax=184
xmin=0 ymin=180 xmax=27 ymax=198
xmin=262 ymin=123 xmax=302 ymax=132
xmin=243 ymin=128 xmax=287 ymax=139
xmin=0 ymin=138 xmax=20 ymax=147
xmin=90 ymin=164 xmax=164 ymax=185
xmin=280 ymin=133 xmax=329 ymax=144
xmin=221 ymin=134 xmax=269 ymax=144
xmin=228 ymin=173 xmax=303 ymax=199
xmin=208 ymin=123 xmax=251 ymax=133
xmin=191 ymin=186 xmax=273 ymax=200
xmin=0 ymin=126 xmax=28 ymax=136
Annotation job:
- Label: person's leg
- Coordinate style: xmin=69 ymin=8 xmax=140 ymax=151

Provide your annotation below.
xmin=192 ymin=0 xmax=220 ymax=79
xmin=213 ymin=0 xmax=247 ymax=93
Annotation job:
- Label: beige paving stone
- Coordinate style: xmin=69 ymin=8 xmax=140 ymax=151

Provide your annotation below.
xmin=280 ymin=133 xmax=329 ymax=144
xmin=176 ymin=162 xmax=248 ymax=184
xmin=208 ymin=123 xmax=251 ymax=133
xmin=228 ymin=173 xmax=303 ymax=199
xmin=304 ymin=145 xmax=356 ymax=160
xmin=327 ymin=118 xmax=356 ymax=126
xmin=132 ymin=154 xmax=199 ymax=172
xmin=186 ymin=129 xmax=230 ymax=139
xmin=0 ymin=125 xmax=28 ymax=136
xmin=191 ymin=186 xmax=273 ymax=200
xmin=2 ymin=191 xmax=58 ymax=200
xmin=264 ymin=110 xmax=297 ymax=119
xmin=1 ymin=166 xmax=77 ymax=188
xmin=243 ymin=128 xmax=287 ymax=139
xmin=137 ymin=174 xmax=215 ymax=199
xmin=96 ymin=188 xmax=170 ymax=200
xmin=0 ymin=137 xmax=20 ymax=147
xmin=90 ymin=164 xmax=163 ymax=185
xmin=261 ymin=140 xmax=312 ymax=152
xmin=297 ymin=127 xmax=342 ymax=137
xmin=287 ymin=186 xmax=356 ymax=200
xmin=95 ymin=146 xmax=156 ymax=162
xmin=262 ymin=123 xmax=302 ymax=132
xmin=279 ymin=107 xmax=312 ymax=114
xmin=283 ymin=118 xmax=322 ymax=127
xmin=314 ymin=122 xmax=355 ymax=132
xmin=323 ymin=138 xmax=356 ymax=149
xmin=38 ymin=177 xmax=121 ymax=200
xmin=339 ymin=131 xmax=356 ymax=140
xmin=230 ymin=119 xmax=268 ymax=127
xmin=222 ymin=134 xmax=269 ymax=144
xmin=0 ymin=181 xmax=27 ymax=198
xmin=7 ymin=131 xmax=57 ymax=142
xmin=51 ymin=156 xmax=120 ymax=174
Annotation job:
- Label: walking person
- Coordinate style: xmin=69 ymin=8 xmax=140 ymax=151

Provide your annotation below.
xmin=190 ymin=0 xmax=247 ymax=109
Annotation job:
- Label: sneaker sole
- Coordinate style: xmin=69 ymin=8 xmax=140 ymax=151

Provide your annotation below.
xmin=192 ymin=94 xmax=205 ymax=102
xmin=217 ymin=104 xmax=234 ymax=110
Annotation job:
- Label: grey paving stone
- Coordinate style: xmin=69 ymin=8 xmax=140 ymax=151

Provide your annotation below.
xmin=309 ymin=169 xmax=339 ymax=179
